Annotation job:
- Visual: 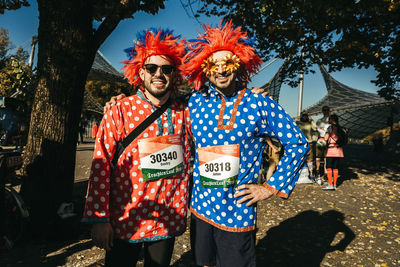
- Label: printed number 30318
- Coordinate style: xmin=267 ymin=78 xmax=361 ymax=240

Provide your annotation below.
xmin=204 ymin=162 xmax=231 ymax=172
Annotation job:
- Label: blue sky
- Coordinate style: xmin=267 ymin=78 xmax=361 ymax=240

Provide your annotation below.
xmin=0 ymin=0 xmax=381 ymax=117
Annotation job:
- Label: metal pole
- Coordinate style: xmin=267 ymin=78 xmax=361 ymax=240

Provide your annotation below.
xmin=297 ymin=51 xmax=305 ymax=117
xmin=28 ymin=36 xmax=38 ymax=68
xmin=250 ymin=57 xmax=279 ymax=78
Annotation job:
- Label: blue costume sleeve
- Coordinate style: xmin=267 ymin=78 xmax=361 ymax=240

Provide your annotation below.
xmin=256 ymin=95 xmax=309 ymax=198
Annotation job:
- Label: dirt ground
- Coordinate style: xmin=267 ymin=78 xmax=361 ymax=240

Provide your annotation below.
xmin=1 ymin=142 xmax=399 ymax=267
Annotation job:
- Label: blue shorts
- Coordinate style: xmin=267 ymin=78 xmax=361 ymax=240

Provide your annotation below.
xmin=190 ymin=214 xmax=256 ymax=267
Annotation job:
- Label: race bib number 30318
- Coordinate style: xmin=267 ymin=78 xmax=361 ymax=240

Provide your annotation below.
xmin=198 ymin=144 xmax=240 ymax=188
xmin=138 ymin=135 xmax=184 ymax=181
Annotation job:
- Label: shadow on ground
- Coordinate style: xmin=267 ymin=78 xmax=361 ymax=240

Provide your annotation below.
xmin=255 ymin=210 xmax=355 ymax=266
xmin=343 ymin=144 xmax=400 ymax=182
xmin=0 ymin=180 xmax=92 ymax=267
xmin=172 ymin=210 xmax=355 ymax=267
xmin=0 ymin=231 xmax=93 ymax=267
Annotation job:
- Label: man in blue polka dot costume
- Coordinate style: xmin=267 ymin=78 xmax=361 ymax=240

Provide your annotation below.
xmin=182 ymin=20 xmax=309 ymax=267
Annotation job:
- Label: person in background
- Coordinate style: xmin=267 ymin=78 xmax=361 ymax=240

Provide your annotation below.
xmin=315 ymin=106 xmax=330 ymax=185
xmin=322 ymin=114 xmax=344 ymax=190
xmin=91 ymin=121 xmax=99 ymax=139
xmin=296 ymin=112 xmax=318 ymax=179
xmin=263 ymin=136 xmax=283 ymax=182
xmin=78 ymin=120 xmax=86 ymax=144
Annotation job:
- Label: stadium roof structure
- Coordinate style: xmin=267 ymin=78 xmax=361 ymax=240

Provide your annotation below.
xmin=304 ymin=65 xmax=400 ymax=139
xmin=83 ymin=90 xmax=103 ymax=115
xmin=88 ymin=51 xmax=124 ymax=82
xmin=260 ymin=61 xmax=287 ymax=103
xmin=261 ymin=63 xmax=400 ymax=139
xmin=83 ymin=51 xmax=126 ymax=115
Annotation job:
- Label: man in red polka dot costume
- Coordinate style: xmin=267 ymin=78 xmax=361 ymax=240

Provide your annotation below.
xmin=82 ymin=29 xmax=192 ymax=266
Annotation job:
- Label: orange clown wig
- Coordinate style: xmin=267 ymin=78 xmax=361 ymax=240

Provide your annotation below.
xmin=122 ymin=28 xmax=186 ymax=88
xmin=182 ymin=20 xmax=262 ymax=90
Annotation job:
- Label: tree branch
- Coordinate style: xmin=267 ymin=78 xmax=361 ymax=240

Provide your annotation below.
xmin=93 ymin=14 xmax=125 ymax=52
xmin=92 ymin=0 xmax=165 ymax=51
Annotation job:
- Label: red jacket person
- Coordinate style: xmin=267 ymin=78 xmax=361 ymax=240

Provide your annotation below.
xmin=82 ymin=29 xmax=192 ymax=267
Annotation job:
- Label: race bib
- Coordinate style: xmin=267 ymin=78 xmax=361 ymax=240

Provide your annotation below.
xmin=138 ymin=134 xmax=184 ymax=181
xmin=198 ymin=144 xmax=240 ymax=188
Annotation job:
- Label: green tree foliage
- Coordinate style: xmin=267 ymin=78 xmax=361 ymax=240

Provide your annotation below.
xmin=0 ymin=27 xmax=12 ymax=67
xmin=0 ymin=27 xmax=35 ymax=105
xmin=194 ymin=0 xmax=400 ymax=99
xmin=0 ymin=0 xmax=29 ymax=14
xmin=85 ymin=80 xmax=131 ymax=106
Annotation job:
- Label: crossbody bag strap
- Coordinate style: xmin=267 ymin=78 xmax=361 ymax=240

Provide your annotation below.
xmin=110 ymin=99 xmax=171 ymax=169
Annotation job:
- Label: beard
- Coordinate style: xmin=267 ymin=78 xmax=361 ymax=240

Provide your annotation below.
xmin=143 ymin=76 xmax=172 ymax=98
xmin=145 ymin=87 xmax=170 ymax=98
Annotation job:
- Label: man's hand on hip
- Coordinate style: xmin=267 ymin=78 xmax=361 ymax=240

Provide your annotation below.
xmin=91 ymin=222 xmax=114 ymax=251
xmin=234 ymin=184 xmax=273 ymax=206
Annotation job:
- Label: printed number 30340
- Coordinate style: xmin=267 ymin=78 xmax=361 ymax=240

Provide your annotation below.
xmin=150 ymin=151 xmax=178 ymax=163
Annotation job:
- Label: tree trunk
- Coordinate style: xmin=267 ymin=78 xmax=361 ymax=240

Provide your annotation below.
xmin=21 ymin=0 xmax=95 ymax=235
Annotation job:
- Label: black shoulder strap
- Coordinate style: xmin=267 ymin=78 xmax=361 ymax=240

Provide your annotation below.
xmin=110 ymin=99 xmax=171 ymax=170
xmin=121 ymin=99 xmax=171 ymax=148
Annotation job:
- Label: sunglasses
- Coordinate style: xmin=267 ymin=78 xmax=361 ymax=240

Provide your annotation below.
xmin=144 ymin=64 xmax=175 ymax=75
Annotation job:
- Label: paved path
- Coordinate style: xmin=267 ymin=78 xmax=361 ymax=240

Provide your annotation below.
xmin=74 ymin=141 xmax=95 ymax=183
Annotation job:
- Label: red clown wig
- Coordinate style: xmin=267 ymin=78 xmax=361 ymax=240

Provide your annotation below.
xmin=182 ymin=20 xmax=262 ymax=90
xmin=122 ymin=29 xmax=186 ymax=88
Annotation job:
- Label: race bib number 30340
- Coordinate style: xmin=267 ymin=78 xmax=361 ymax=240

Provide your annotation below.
xmin=138 ymin=135 xmax=184 ymax=181
xmin=198 ymin=144 xmax=240 ymax=188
